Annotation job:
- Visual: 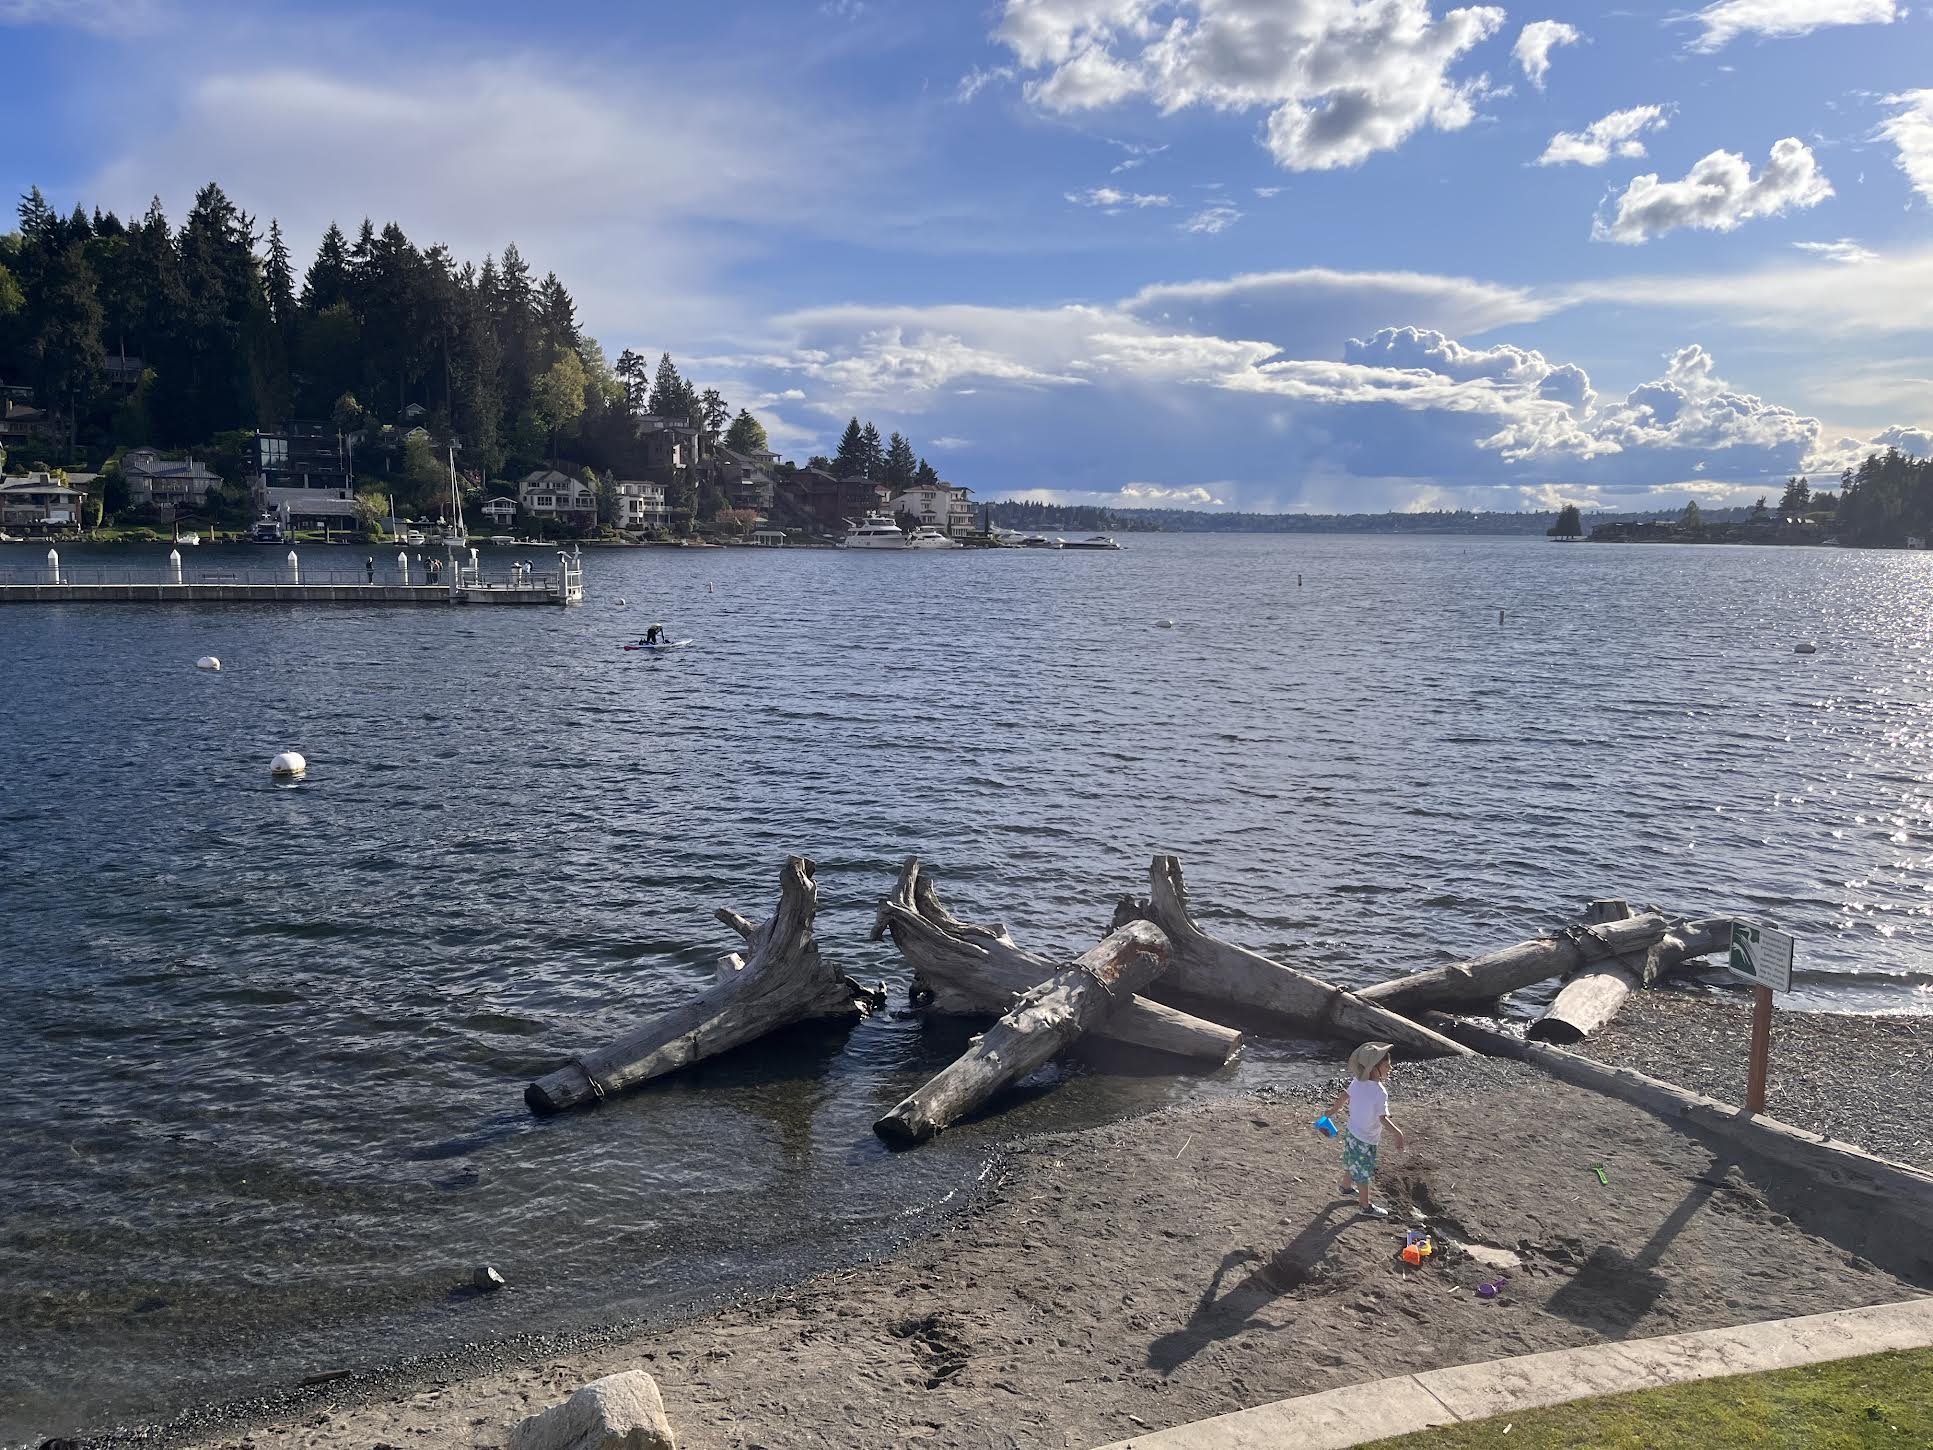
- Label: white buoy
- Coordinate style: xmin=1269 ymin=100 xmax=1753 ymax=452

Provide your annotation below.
xmin=270 ymin=751 xmax=307 ymax=779
xmin=614 ymin=597 xmax=627 ymax=607
xmin=708 ymin=582 xmax=715 ymax=593
xmin=1795 ymin=641 xmax=1818 ymax=654
xmin=195 ymin=656 xmax=221 ymax=672
xmin=1155 ymin=618 xmax=1175 ymax=629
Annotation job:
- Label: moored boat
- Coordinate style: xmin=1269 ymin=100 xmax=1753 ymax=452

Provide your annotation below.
xmin=1062 ymin=534 xmax=1121 ymax=550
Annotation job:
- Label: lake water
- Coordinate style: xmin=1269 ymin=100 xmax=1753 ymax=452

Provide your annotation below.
xmin=3 ymin=533 xmax=1930 ymax=1441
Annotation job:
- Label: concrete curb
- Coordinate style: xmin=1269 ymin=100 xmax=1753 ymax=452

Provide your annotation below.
xmin=1092 ymin=1296 xmax=1933 ymax=1449
xmin=1427 ymin=1015 xmax=1933 ymax=1215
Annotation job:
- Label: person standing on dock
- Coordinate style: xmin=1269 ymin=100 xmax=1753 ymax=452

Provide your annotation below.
xmin=365 ymin=555 xmax=375 ymax=584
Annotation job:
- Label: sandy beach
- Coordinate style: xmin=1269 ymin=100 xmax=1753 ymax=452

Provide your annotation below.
xmin=161 ymin=1049 xmax=1927 ymax=1450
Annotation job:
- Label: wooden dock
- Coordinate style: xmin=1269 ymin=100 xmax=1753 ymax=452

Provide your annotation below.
xmin=0 ymin=553 xmax=585 ymax=606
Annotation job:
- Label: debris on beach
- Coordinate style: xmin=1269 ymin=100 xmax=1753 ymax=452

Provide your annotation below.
xmin=471 ymin=1264 xmax=505 ymax=1292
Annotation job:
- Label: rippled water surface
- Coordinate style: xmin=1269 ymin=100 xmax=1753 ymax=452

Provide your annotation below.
xmin=2 ymin=534 xmax=1931 ymax=1440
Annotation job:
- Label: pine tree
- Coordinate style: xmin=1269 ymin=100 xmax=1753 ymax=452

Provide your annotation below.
xmin=699 ymin=387 xmax=729 ymax=435
xmin=859 ymin=421 xmax=883 ymax=479
xmin=648 ymin=352 xmax=686 ymax=418
xmin=882 ymin=431 xmax=917 ymax=491
xmin=538 ymin=272 xmax=578 ymax=355
xmin=833 ymin=417 xmax=866 ymax=477
xmin=725 ymin=408 xmax=767 ymax=454
xmin=263 ymin=219 xmax=296 ymax=331
xmin=614 ymin=349 xmax=648 ymax=412
xmin=913 ymin=458 xmax=940 ymax=489
xmin=302 ymin=222 xmax=353 ymax=312
xmin=28 ymin=241 xmax=106 ymax=455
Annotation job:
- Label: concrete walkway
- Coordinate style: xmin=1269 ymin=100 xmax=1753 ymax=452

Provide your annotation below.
xmin=1092 ymin=1296 xmax=1933 ymax=1449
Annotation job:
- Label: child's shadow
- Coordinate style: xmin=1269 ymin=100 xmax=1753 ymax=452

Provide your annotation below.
xmin=1146 ymin=1203 xmax=1353 ymax=1374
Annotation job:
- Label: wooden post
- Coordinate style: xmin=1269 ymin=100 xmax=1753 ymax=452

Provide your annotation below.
xmin=1745 ymin=984 xmax=1773 ymax=1113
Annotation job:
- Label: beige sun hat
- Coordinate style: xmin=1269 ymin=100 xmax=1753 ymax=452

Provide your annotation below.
xmin=1347 ymin=1042 xmax=1395 ymax=1079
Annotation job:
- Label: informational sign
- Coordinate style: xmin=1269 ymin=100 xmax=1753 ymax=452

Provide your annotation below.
xmin=1727 ymin=922 xmax=1794 ymax=994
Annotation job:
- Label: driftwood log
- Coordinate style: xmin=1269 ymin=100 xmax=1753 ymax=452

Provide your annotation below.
xmin=1354 ymin=911 xmax=1673 ymax=1016
xmin=1112 ymin=855 xmax=1469 ymax=1057
xmin=1528 ymin=917 xmax=1735 ymax=1044
xmin=875 ymin=920 xmax=1170 ymax=1145
xmin=526 ymin=857 xmax=873 ymax=1114
xmin=871 ymin=859 xmax=1241 ymax=1065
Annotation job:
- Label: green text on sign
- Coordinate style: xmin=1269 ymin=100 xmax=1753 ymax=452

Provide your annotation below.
xmin=1727 ymin=923 xmax=1795 ymax=994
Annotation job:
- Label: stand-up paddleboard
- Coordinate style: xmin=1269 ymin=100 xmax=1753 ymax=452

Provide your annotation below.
xmin=620 ymin=639 xmax=694 ymax=651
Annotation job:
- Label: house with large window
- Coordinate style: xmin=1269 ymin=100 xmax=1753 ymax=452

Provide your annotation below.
xmin=517 ymin=469 xmax=597 ymax=524
xmin=249 ymin=422 xmax=358 ymax=532
xmin=480 ymin=496 xmax=518 ymax=529
xmin=886 ymin=481 xmax=975 ymax=536
xmin=612 ymin=479 xmax=669 ymax=531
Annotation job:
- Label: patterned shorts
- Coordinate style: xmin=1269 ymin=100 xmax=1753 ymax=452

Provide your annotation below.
xmin=1342 ymin=1129 xmax=1379 ymax=1186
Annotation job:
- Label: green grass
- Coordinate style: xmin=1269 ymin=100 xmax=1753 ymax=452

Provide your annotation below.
xmin=1363 ymin=1349 xmax=1933 ymax=1449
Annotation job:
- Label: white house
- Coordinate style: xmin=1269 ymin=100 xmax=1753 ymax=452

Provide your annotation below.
xmin=886 ymin=483 xmax=975 ymax=536
xmin=517 ymin=468 xmax=597 ymax=523
xmin=612 ymin=479 xmax=669 ymax=530
xmin=481 ymin=496 xmax=518 ymax=528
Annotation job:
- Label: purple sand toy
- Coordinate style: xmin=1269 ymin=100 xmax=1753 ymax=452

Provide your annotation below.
xmin=1477 ymin=1277 xmax=1508 ymax=1299
xmin=1315 ymin=1115 xmax=1338 ymax=1137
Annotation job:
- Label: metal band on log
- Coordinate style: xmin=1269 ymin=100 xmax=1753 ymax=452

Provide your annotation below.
xmin=1112 ymin=855 xmax=1469 ymax=1057
xmin=525 ymin=857 xmax=873 ymax=1114
xmin=874 ymin=920 xmax=1171 ymax=1145
xmin=1354 ymin=912 xmax=1673 ymax=1016
xmin=871 ymin=858 xmax=1240 ymax=1065
xmin=1528 ymin=917 xmax=1736 ymax=1044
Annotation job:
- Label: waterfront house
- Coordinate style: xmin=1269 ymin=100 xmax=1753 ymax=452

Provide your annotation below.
xmin=786 ymin=467 xmax=890 ymax=534
xmin=0 ymin=398 xmax=58 ymax=455
xmin=716 ymin=447 xmax=776 ymax=512
xmin=0 ymin=472 xmax=88 ymax=527
xmin=611 ymin=478 xmax=669 ymax=531
xmin=249 ymin=421 xmax=357 ymax=531
xmin=886 ymin=482 xmax=975 ymax=537
xmin=122 ymin=448 xmax=221 ymax=514
xmin=481 ymin=496 xmax=518 ymax=528
xmin=517 ymin=468 xmax=597 ymax=525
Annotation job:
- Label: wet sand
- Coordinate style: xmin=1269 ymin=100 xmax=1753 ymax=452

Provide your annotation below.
xmin=175 ymin=1056 xmax=1927 ymax=1450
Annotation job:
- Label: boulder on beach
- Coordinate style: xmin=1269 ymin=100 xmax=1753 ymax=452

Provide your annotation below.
xmin=472 ymin=1263 xmax=505 ymax=1292
xmin=508 ymin=1370 xmax=676 ymax=1450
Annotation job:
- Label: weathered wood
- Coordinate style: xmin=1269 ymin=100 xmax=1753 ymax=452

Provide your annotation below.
xmin=1354 ymin=912 xmax=1671 ymax=1015
xmin=526 ymin=857 xmax=871 ymax=1113
xmin=874 ymin=920 xmax=1171 ymax=1145
xmin=1113 ymin=855 xmax=1470 ymax=1057
xmin=871 ymin=859 xmax=1240 ymax=1065
xmin=1528 ymin=917 xmax=1735 ymax=1045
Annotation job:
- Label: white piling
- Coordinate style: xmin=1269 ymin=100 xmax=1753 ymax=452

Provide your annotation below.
xmin=169 ymin=548 xmax=183 ymax=584
xmin=46 ymin=548 xmax=59 ymax=585
xmin=397 ymin=551 xmax=409 ymax=583
xmin=286 ymin=549 xmax=300 ymax=585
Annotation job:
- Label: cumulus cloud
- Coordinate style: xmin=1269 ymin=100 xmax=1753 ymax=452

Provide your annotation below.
xmin=1181 ymin=202 xmax=1242 ymax=234
xmin=1512 ymin=20 xmax=1580 ymax=90
xmin=1537 ymin=105 xmax=1671 ymax=167
xmin=0 ymin=0 xmax=164 ymax=30
xmin=1688 ymin=0 xmax=1899 ymax=52
xmin=1878 ymin=90 xmax=1933 ymax=203
xmin=1593 ymin=137 xmax=1831 ymax=244
xmin=991 ymin=0 xmax=1506 ymax=171
xmin=1066 ymin=185 xmax=1172 ymax=208
xmin=1872 ymin=424 xmax=1933 ymax=456
xmin=1791 ymin=238 xmax=1877 ymax=263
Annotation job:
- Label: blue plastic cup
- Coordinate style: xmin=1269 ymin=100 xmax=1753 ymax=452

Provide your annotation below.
xmin=1315 ymin=1115 xmax=1338 ymax=1137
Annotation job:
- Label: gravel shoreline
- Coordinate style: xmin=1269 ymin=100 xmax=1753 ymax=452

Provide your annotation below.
xmin=1575 ymin=989 xmax=1933 ymax=1169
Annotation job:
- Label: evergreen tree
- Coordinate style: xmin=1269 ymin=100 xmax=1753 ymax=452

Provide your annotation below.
xmin=882 ymin=431 xmax=917 ymax=491
xmin=833 ymin=417 xmax=866 ymax=477
xmin=699 ymin=387 xmax=729 ymax=435
xmin=1779 ymin=476 xmax=1811 ymax=515
xmin=302 ymin=222 xmax=353 ymax=312
xmin=1680 ymin=499 xmax=1702 ymax=529
xmin=725 ymin=408 xmax=767 ymax=454
xmin=648 ymin=352 xmax=686 ymax=418
xmin=913 ymin=458 xmax=941 ymax=489
xmin=538 ymin=271 xmax=578 ymax=355
xmin=27 ymin=240 xmax=106 ymax=455
xmin=614 ymin=348 xmax=648 ymax=412
xmin=263 ymin=219 xmax=296 ymax=331
xmin=1548 ymin=503 xmax=1582 ymax=538
xmin=859 ymin=420 xmax=883 ymax=479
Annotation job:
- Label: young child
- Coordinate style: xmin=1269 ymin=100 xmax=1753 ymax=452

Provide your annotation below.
xmin=1320 ymin=1041 xmax=1408 ymax=1217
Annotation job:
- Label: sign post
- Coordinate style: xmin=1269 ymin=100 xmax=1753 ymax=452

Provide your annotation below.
xmin=1726 ymin=923 xmax=1794 ymax=1113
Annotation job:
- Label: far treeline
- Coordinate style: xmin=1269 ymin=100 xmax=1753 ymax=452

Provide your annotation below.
xmin=993 ymin=501 xmax=1758 ymax=536
xmin=0 ymin=184 xmax=950 ymax=531
xmin=1554 ymin=460 xmax=1933 ymax=548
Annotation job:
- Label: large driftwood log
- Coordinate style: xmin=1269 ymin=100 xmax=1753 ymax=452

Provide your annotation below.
xmin=875 ymin=920 xmax=1171 ymax=1145
xmin=526 ymin=857 xmax=872 ymax=1114
xmin=871 ymin=859 xmax=1240 ymax=1065
xmin=1528 ymin=917 xmax=1735 ymax=1044
xmin=1353 ymin=912 xmax=1672 ymax=1016
xmin=1112 ymin=855 xmax=1469 ymax=1057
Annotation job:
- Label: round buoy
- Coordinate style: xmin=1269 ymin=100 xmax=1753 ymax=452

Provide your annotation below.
xmin=270 ymin=751 xmax=307 ymax=780
xmin=195 ymin=656 xmax=221 ymax=672
xmin=1155 ymin=619 xmax=1175 ymax=629
xmin=614 ymin=598 xmax=627 ymax=607
xmin=1795 ymin=642 xmax=1817 ymax=655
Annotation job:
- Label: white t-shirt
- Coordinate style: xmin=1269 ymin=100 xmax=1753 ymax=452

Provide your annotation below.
xmin=1346 ymin=1079 xmax=1389 ymax=1143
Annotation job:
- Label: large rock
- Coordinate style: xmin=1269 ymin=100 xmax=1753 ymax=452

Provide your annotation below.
xmin=508 ymin=1370 xmax=676 ymax=1450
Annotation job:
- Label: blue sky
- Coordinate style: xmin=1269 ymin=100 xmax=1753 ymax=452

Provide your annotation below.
xmin=5 ymin=0 xmax=1931 ymax=512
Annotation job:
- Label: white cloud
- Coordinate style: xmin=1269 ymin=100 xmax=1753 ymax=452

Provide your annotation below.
xmin=1253 ymin=185 xmax=1283 ymax=198
xmin=927 ymin=436 xmax=972 ymax=449
xmin=1512 ymin=20 xmax=1580 ymax=91
xmin=1181 ymin=203 xmax=1242 ymax=234
xmin=1066 ymin=185 xmax=1172 ymax=208
xmin=1792 ymin=238 xmax=1878 ymax=263
xmin=1688 ymin=0 xmax=1899 ymax=51
xmin=1537 ymin=105 xmax=1671 ymax=167
xmin=957 ymin=65 xmax=1015 ymax=101
xmin=1873 ymin=424 xmax=1933 ymax=456
xmin=1586 ymin=244 xmax=1933 ymax=336
xmin=1593 ymin=137 xmax=1832 ymax=244
xmin=1878 ymin=90 xmax=1933 ymax=203
xmin=0 ymin=0 xmax=163 ymax=30
xmin=991 ymin=0 xmax=1507 ymax=171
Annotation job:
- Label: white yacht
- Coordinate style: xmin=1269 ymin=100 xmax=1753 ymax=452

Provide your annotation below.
xmin=840 ymin=513 xmax=915 ymax=549
xmin=905 ymin=526 xmax=960 ymax=550
xmin=1016 ymin=533 xmax=1062 ymax=549
xmin=1062 ymin=534 xmax=1122 ymax=550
